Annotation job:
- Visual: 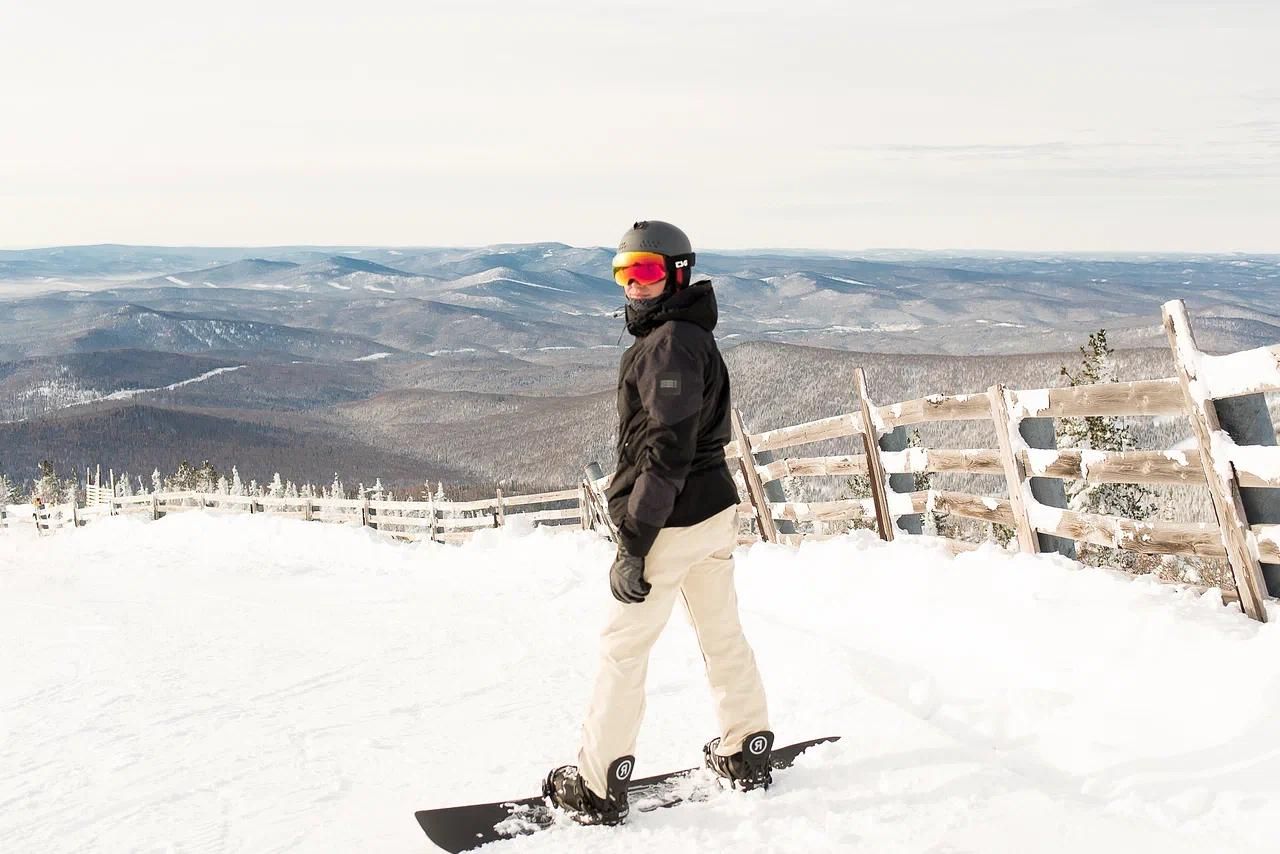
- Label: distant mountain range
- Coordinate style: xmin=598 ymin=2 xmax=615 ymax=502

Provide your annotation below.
xmin=1 ymin=243 xmax=1277 ymax=491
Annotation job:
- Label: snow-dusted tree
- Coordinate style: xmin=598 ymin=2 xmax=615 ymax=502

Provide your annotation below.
xmin=216 ymin=475 xmax=229 ymax=495
xmin=0 ymin=473 xmax=17 ymax=506
xmin=906 ymin=429 xmax=954 ymax=538
xmin=195 ymin=460 xmax=219 ymax=493
xmin=840 ymin=469 xmax=877 ymax=534
xmin=434 ymin=481 xmax=447 ymax=503
xmin=167 ymin=460 xmax=198 ymax=492
xmin=248 ymin=479 xmax=261 ymax=497
xmin=268 ymin=473 xmax=285 ymax=498
xmin=372 ymin=478 xmax=385 ymax=502
xmin=329 ymin=473 xmax=344 ymax=500
xmin=33 ymin=460 xmax=61 ymax=504
xmin=284 ymin=480 xmax=299 ymax=499
xmin=1058 ymin=329 xmax=1158 ymax=571
xmin=60 ymin=475 xmax=79 ymax=506
xmin=230 ymin=466 xmax=246 ymax=496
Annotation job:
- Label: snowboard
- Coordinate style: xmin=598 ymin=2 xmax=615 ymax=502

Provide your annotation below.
xmin=414 ymin=736 xmax=839 ymax=853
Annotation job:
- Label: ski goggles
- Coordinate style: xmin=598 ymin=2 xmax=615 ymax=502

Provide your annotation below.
xmin=612 ymin=251 xmax=669 ymax=288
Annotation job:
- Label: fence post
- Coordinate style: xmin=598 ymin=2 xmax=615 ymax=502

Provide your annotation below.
xmin=152 ymin=495 xmax=160 ymax=521
xmin=362 ymin=492 xmax=370 ymax=527
xmin=72 ymin=503 xmax=80 ymax=528
xmin=1163 ymin=299 xmax=1269 ymax=622
xmin=427 ymin=495 xmax=439 ymax=544
xmin=853 ymin=368 xmax=895 ymax=542
xmin=578 ymin=482 xmax=591 ymax=530
xmin=987 ymin=383 xmax=1041 ymax=554
xmin=495 ymin=488 xmax=506 ymax=527
xmin=585 ymin=462 xmax=618 ymax=541
xmin=731 ymin=408 xmax=778 ymax=543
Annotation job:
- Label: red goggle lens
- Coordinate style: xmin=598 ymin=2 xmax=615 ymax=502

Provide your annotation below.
xmin=612 ymin=251 xmax=668 ymax=288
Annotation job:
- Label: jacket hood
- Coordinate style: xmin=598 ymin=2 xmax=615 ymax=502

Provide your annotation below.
xmin=625 ymin=279 xmax=717 ymax=337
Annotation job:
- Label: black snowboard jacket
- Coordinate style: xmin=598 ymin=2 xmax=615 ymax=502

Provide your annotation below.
xmin=606 ymin=281 xmax=739 ymax=557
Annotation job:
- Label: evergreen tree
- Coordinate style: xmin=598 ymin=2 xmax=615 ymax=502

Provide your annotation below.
xmin=906 ymin=428 xmax=952 ymax=538
xmin=1058 ymin=329 xmax=1158 ymax=571
xmin=216 ymin=475 xmax=229 ymax=495
xmin=231 ymin=466 xmax=246 ymax=496
xmin=34 ymin=460 xmax=60 ymax=504
xmin=268 ymin=473 xmax=285 ymax=498
xmin=0 ymin=473 xmax=16 ymax=506
xmin=194 ymin=460 xmax=218 ymax=493
xmin=169 ymin=460 xmax=198 ymax=491
xmin=841 ymin=469 xmax=877 ymax=533
xmin=60 ymin=475 xmax=79 ymax=506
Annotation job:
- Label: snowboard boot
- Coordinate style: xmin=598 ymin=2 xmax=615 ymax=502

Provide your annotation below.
xmin=541 ymin=755 xmax=633 ymax=826
xmin=704 ymin=730 xmax=775 ymax=791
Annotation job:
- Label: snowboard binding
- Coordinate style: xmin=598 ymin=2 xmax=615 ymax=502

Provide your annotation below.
xmin=704 ymin=730 xmax=774 ymax=791
xmin=541 ymin=755 xmax=634 ymax=826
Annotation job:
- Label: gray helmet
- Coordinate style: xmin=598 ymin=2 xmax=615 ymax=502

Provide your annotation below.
xmin=617 ymin=220 xmax=693 ymax=256
xmin=616 ymin=220 xmax=697 ymax=288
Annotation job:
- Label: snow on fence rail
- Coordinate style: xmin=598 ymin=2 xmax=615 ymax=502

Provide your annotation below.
xmin=6 ymin=300 xmax=1279 ymax=621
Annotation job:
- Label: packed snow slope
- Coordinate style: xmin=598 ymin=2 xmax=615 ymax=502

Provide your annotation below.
xmin=4 ymin=514 xmax=1280 ymax=853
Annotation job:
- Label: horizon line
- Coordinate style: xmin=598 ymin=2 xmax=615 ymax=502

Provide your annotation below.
xmin=1 ymin=241 xmax=1277 ymax=257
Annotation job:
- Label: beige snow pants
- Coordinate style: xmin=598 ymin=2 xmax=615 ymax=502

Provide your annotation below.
xmin=577 ymin=505 xmax=770 ymax=799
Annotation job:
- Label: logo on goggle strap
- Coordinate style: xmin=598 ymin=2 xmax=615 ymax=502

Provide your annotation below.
xmin=674 ymin=259 xmax=689 ymax=268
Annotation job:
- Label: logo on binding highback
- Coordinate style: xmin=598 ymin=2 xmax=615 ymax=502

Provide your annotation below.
xmin=615 ymin=759 xmax=633 ymax=780
xmin=747 ymin=736 xmax=769 ymax=755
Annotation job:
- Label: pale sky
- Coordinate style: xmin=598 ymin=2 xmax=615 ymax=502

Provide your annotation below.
xmin=2 ymin=0 xmax=1278 ymax=252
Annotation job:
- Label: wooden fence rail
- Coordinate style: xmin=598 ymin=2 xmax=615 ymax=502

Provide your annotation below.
xmin=6 ymin=301 xmax=1278 ymax=620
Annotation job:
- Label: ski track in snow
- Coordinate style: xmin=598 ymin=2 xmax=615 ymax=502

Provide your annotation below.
xmin=0 ymin=366 xmax=247 ymax=424
xmin=2 ymin=516 xmax=1279 ymax=853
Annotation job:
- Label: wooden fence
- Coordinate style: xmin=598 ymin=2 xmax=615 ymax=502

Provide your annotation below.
xmin=686 ymin=298 xmax=1279 ymax=621
xmin=1 ymin=487 xmax=589 ymax=544
xmin=5 ymin=299 xmax=1279 ymax=621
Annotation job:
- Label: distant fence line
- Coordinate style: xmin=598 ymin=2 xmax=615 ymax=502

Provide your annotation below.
xmin=4 ymin=299 xmax=1279 ymax=622
xmin=2 ymin=486 xmax=589 ymax=545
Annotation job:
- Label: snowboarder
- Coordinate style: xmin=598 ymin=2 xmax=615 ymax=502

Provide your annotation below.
xmin=543 ymin=221 xmax=772 ymax=825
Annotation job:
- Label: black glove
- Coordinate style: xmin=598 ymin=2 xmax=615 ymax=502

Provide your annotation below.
xmin=609 ymin=548 xmax=651 ymax=604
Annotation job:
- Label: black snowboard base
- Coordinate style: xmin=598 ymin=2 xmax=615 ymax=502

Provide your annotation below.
xmin=414 ymin=736 xmax=839 ymax=853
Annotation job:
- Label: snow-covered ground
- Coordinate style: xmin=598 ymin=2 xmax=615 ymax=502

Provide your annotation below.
xmin=3 ymin=514 xmax=1280 ymax=853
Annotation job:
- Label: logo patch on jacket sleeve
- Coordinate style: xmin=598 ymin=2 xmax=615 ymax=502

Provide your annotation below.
xmin=657 ymin=372 xmax=682 ymax=396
